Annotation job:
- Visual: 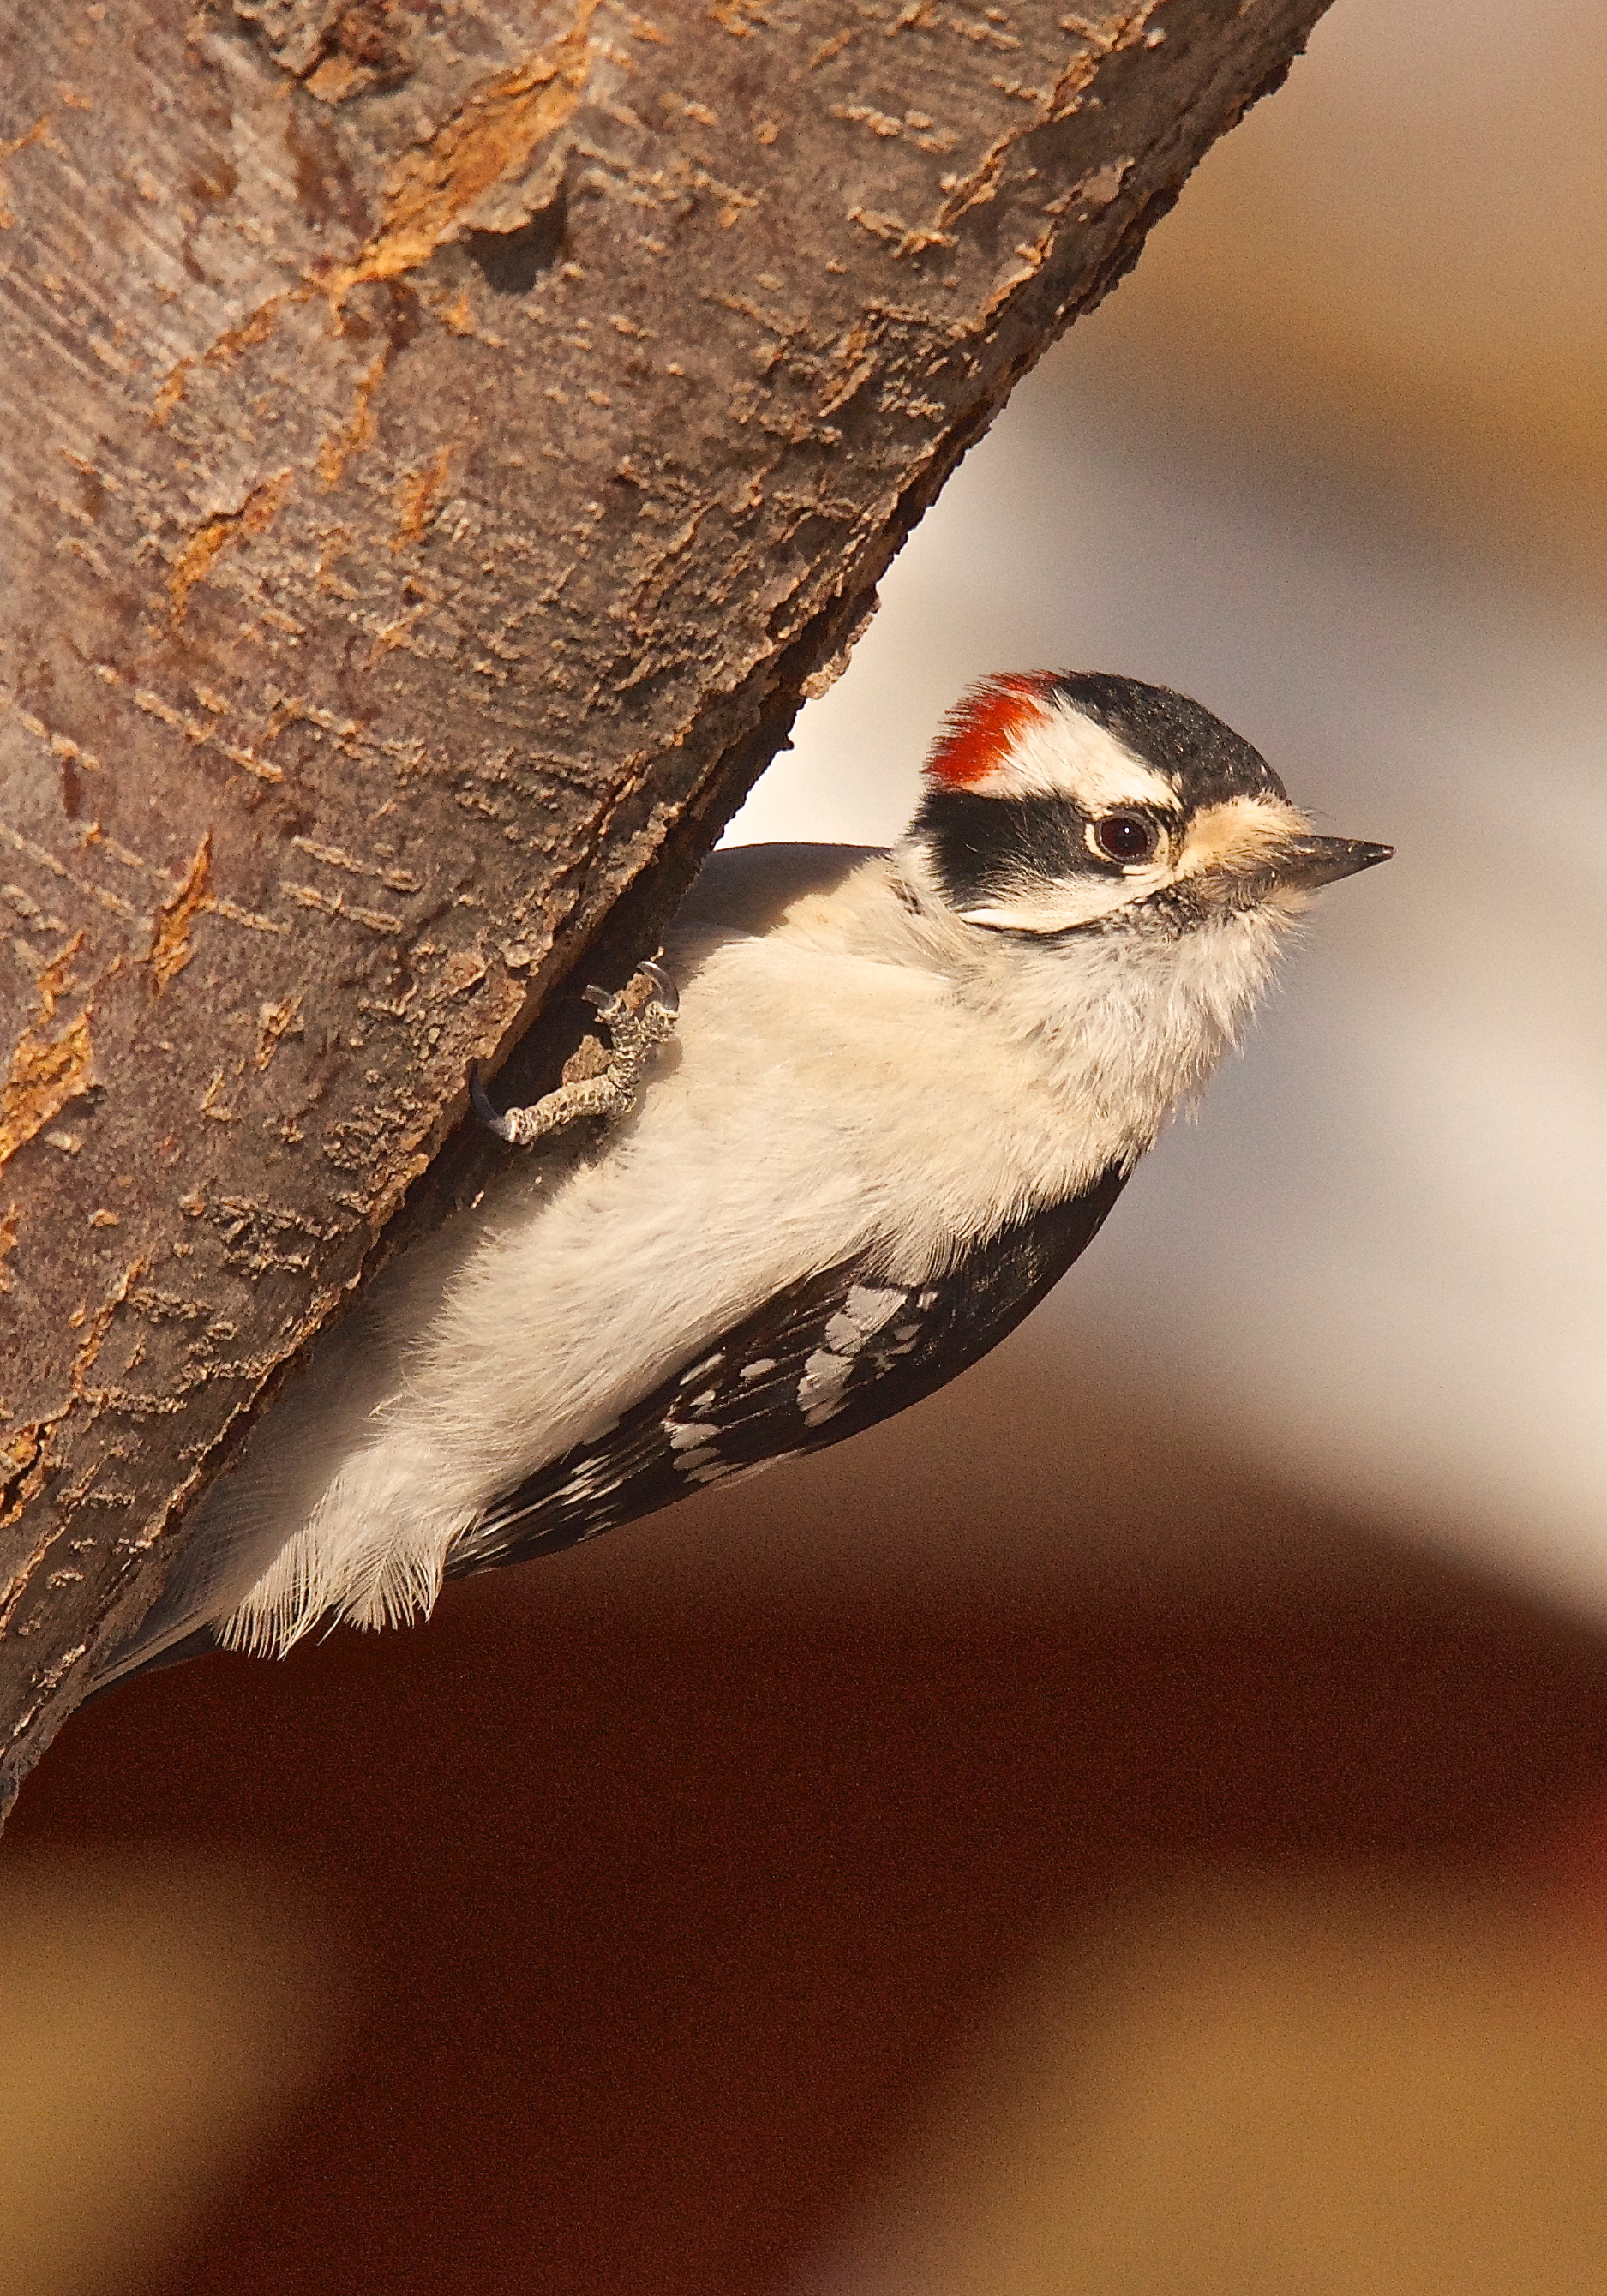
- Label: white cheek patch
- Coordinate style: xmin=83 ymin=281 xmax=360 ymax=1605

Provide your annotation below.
xmin=973 ymin=697 xmax=1182 ymax=813
xmin=957 ymin=867 xmax=1166 ymax=936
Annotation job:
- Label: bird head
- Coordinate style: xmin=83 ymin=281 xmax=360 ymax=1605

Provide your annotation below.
xmin=904 ymin=672 xmax=1390 ymax=941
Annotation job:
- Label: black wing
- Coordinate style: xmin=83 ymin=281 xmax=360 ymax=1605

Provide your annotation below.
xmin=447 ymin=1164 xmax=1129 ymax=1579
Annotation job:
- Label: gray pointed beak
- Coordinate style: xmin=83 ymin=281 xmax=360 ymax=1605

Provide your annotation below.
xmin=1274 ymin=836 xmax=1394 ymax=890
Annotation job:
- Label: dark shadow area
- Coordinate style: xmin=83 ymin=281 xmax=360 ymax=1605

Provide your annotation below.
xmin=465 ymin=192 xmax=567 ymax=295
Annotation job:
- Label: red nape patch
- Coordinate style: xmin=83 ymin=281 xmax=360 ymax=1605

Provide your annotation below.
xmin=925 ymin=673 xmax=1058 ymax=788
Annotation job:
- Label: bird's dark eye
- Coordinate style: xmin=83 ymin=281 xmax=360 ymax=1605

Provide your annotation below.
xmin=1091 ymin=812 xmax=1159 ymax=866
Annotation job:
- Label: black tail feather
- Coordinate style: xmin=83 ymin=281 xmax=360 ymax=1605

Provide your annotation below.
xmin=80 ymin=1623 xmax=229 ymax=1706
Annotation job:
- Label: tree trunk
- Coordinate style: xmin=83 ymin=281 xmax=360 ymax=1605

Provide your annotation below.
xmin=0 ymin=0 xmax=1331 ymax=1809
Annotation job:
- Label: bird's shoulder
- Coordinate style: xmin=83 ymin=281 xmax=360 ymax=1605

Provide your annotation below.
xmin=675 ymin=841 xmax=887 ymax=939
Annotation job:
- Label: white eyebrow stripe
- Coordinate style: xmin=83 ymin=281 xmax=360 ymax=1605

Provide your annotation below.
xmin=973 ymin=697 xmax=1181 ymax=812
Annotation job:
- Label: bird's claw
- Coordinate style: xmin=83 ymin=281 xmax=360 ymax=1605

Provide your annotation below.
xmin=467 ymin=1060 xmax=516 ymax=1142
xmin=636 ymin=959 xmax=680 ymax=1016
xmin=582 ymin=959 xmax=679 ymax=1025
xmin=469 ymin=958 xmax=680 ymax=1149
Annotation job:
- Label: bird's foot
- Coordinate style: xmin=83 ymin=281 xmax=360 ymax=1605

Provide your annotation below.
xmin=469 ymin=960 xmax=679 ymax=1148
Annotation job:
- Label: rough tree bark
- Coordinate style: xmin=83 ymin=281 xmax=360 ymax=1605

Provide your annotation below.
xmin=0 ymin=0 xmax=1332 ymax=1809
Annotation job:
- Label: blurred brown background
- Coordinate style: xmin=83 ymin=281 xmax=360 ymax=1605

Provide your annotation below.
xmin=10 ymin=1 xmax=1607 ymax=2290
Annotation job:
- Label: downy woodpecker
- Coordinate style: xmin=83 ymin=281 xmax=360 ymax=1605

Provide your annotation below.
xmin=97 ymin=673 xmax=1390 ymax=1686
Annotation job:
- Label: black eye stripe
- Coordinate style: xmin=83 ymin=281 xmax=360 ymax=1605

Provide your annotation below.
xmin=915 ymin=789 xmax=1174 ymax=907
xmin=914 ymin=789 xmax=1089 ymax=908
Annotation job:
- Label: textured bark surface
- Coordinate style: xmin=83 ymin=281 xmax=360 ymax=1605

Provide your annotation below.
xmin=0 ymin=0 xmax=1331 ymax=1805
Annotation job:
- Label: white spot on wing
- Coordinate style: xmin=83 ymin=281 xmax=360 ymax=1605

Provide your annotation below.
xmin=665 ymin=1419 xmax=719 ymax=1450
xmin=796 ymin=1349 xmax=852 ymax=1415
xmin=561 ymin=1460 xmax=624 ymax=1500
xmin=739 ymin=1358 xmax=777 ymax=1382
xmin=678 ymin=1353 xmax=725 ymax=1386
xmin=843 ymin=1284 xmax=905 ymax=1334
